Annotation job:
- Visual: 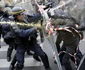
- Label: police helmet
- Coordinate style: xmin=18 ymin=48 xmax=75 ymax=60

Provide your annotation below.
xmin=11 ymin=7 xmax=25 ymax=15
xmin=0 ymin=5 xmax=3 ymax=8
xmin=4 ymin=7 xmax=12 ymax=15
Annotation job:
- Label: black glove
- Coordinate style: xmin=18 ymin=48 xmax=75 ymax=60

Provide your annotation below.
xmin=30 ymin=33 xmax=38 ymax=40
xmin=47 ymin=10 xmax=56 ymax=18
xmin=44 ymin=2 xmax=53 ymax=10
xmin=28 ymin=33 xmax=38 ymax=42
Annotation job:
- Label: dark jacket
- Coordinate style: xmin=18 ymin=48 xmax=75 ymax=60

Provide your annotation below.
xmin=8 ymin=13 xmax=41 ymax=44
xmin=1 ymin=12 xmax=41 ymax=45
xmin=56 ymin=26 xmax=83 ymax=53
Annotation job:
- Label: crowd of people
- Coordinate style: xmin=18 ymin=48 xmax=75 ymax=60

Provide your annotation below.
xmin=0 ymin=0 xmax=85 ymax=70
xmin=0 ymin=4 xmax=52 ymax=70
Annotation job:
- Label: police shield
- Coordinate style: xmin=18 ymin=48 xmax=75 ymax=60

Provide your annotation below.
xmin=34 ymin=0 xmax=63 ymax=70
xmin=47 ymin=34 xmax=63 ymax=70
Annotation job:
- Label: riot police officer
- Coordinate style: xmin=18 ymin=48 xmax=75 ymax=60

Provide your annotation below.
xmin=6 ymin=7 xmax=41 ymax=62
xmin=8 ymin=7 xmax=52 ymax=70
xmin=0 ymin=6 xmax=16 ymax=62
xmin=0 ymin=5 xmax=11 ymax=48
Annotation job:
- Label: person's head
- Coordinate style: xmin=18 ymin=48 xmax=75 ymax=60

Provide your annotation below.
xmin=11 ymin=7 xmax=25 ymax=21
xmin=3 ymin=7 xmax=12 ymax=18
xmin=0 ymin=5 xmax=4 ymax=12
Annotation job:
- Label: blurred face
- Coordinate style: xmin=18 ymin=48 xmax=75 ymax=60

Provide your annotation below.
xmin=0 ymin=8 xmax=3 ymax=12
xmin=16 ymin=13 xmax=24 ymax=20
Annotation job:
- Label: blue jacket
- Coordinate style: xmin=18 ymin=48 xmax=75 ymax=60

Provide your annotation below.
xmin=12 ymin=12 xmax=41 ymax=37
xmin=1 ymin=12 xmax=41 ymax=40
xmin=15 ymin=28 xmax=37 ymax=38
xmin=1 ymin=23 xmax=37 ymax=38
xmin=25 ymin=12 xmax=41 ymax=23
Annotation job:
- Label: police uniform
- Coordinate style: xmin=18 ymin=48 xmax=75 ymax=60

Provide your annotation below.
xmin=0 ymin=10 xmax=16 ymax=62
xmin=0 ymin=5 xmax=12 ymax=49
xmin=1 ymin=22 xmax=16 ymax=62
xmin=9 ymin=7 xmax=51 ymax=70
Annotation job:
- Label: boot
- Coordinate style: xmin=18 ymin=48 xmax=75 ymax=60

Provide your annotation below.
xmin=7 ymin=46 xmax=13 ymax=62
xmin=9 ymin=54 xmax=16 ymax=70
xmin=15 ymin=64 xmax=23 ymax=70
xmin=45 ymin=67 xmax=52 ymax=70
xmin=33 ymin=54 xmax=41 ymax=62
xmin=40 ymin=53 xmax=50 ymax=68
xmin=9 ymin=64 xmax=15 ymax=70
xmin=7 ymin=56 xmax=11 ymax=62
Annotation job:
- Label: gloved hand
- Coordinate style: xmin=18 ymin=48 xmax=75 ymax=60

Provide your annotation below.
xmin=44 ymin=2 xmax=53 ymax=10
xmin=28 ymin=33 xmax=38 ymax=42
xmin=30 ymin=33 xmax=38 ymax=40
xmin=47 ymin=9 xmax=55 ymax=18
